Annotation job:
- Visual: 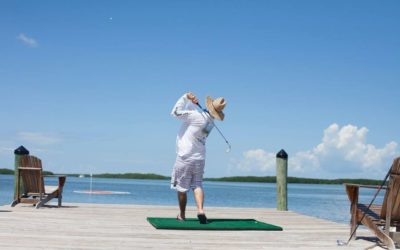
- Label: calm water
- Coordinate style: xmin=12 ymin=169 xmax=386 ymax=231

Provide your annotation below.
xmin=0 ymin=174 xmax=384 ymax=224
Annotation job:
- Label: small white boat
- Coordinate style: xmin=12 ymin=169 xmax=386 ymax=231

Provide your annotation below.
xmin=78 ymin=174 xmax=85 ymax=178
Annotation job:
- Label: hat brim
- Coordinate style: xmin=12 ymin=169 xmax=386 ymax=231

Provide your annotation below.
xmin=206 ymin=96 xmax=225 ymax=121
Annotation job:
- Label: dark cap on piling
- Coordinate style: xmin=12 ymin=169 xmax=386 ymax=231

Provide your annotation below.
xmin=276 ymin=149 xmax=288 ymax=159
xmin=14 ymin=146 xmax=29 ymax=155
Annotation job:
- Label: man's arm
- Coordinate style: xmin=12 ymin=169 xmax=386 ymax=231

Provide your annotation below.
xmin=171 ymin=92 xmax=198 ymax=121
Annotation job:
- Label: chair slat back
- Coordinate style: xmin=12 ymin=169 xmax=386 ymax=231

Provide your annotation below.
xmin=381 ymin=157 xmax=400 ymax=220
xmin=19 ymin=155 xmax=45 ymax=194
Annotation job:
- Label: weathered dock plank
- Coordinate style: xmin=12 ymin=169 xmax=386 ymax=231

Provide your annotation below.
xmin=0 ymin=203 xmax=383 ymax=249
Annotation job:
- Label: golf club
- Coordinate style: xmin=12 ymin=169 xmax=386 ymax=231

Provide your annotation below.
xmin=196 ymin=103 xmax=231 ymax=153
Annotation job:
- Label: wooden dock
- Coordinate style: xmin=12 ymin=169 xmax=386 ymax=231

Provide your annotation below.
xmin=0 ymin=203 xmax=384 ymax=249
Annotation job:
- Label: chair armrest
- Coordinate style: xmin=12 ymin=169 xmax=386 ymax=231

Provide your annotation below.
xmin=58 ymin=176 xmax=66 ymax=188
xmin=18 ymin=167 xmax=41 ymax=171
xmin=343 ymin=183 xmax=387 ymax=190
xmin=43 ymin=175 xmax=67 ymax=188
xmin=345 ymin=184 xmax=359 ymax=205
xmin=344 ymin=183 xmax=387 ymax=205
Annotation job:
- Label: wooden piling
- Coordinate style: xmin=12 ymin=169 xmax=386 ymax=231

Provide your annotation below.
xmin=13 ymin=145 xmax=29 ymax=200
xmin=276 ymin=149 xmax=288 ymax=211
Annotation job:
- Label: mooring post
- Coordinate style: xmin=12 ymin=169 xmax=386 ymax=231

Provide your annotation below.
xmin=276 ymin=149 xmax=288 ymax=211
xmin=14 ymin=146 xmax=29 ymax=200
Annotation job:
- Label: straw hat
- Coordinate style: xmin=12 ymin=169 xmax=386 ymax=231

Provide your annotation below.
xmin=206 ymin=96 xmax=226 ymax=121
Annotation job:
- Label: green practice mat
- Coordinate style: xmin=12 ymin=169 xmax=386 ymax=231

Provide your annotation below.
xmin=147 ymin=217 xmax=283 ymax=231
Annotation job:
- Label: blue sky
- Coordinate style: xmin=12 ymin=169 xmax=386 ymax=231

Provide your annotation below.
xmin=0 ymin=1 xmax=399 ymax=179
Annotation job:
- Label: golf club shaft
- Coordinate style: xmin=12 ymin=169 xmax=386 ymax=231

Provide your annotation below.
xmin=196 ymin=103 xmax=231 ymax=149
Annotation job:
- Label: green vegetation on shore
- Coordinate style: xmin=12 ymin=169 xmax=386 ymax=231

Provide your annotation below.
xmin=93 ymin=173 xmax=168 ymax=180
xmin=0 ymin=168 xmax=14 ymax=175
xmin=0 ymin=168 xmax=382 ymax=185
xmin=204 ymin=176 xmax=382 ymax=185
xmin=0 ymin=168 xmax=54 ymax=176
xmin=72 ymin=173 xmax=384 ymax=185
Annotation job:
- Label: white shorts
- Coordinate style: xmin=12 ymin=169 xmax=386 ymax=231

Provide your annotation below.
xmin=171 ymin=157 xmax=205 ymax=193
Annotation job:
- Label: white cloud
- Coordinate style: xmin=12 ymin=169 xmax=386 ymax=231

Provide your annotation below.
xmin=291 ymin=150 xmax=320 ymax=172
xmin=236 ymin=149 xmax=275 ymax=172
xmin=311 ymin=124 xmax=397 ymax=169
xmin=17 ymin=132 xmax=61 ymax=145
xmin=236 ymin=123 xmax=398 ymax=175
xmin=17 ymin=33 xmax=38 ymax=47
xmin=0 ymin=147 xmax=14 ymax=155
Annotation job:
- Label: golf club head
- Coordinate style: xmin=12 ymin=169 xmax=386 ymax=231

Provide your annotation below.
xmin=336 ymin=240 xmax=347 ymax=246
xmin=226 ymin=144 xmax=231 ymax=153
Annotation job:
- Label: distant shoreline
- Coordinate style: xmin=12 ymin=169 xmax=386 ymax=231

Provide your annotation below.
xmin=0 ymin=168 xmax=382 ymax=185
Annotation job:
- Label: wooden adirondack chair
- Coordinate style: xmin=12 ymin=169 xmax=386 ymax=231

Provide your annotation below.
xmin=11 ymin=155 xmax=66 ymax=209
xmin=345 ymin=157 xmax=400 ymax=250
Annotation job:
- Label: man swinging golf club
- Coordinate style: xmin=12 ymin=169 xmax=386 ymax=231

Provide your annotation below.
xmin=171 ymin=92 xmax=226 ymax=224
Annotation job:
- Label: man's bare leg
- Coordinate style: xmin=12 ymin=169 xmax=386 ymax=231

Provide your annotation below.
xmin=177 ymin=191 xmax=187 ymax=220
xmin=193 ymin=187 xmax=205 ymax=214
xmin=194 ymin=187 xmax=208 ymax=224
